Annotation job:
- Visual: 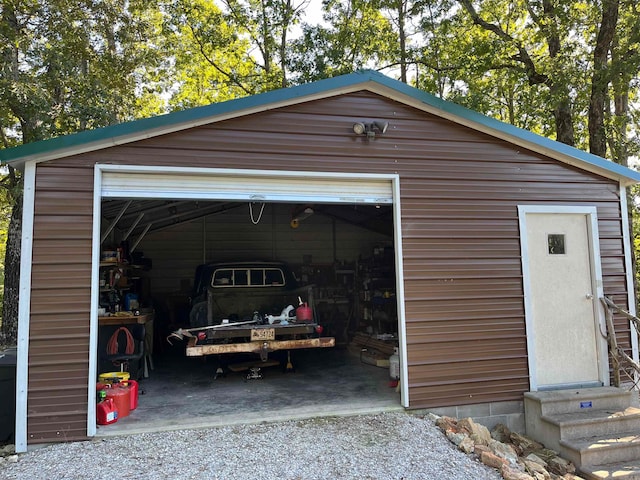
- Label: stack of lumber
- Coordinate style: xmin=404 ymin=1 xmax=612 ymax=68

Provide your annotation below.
xmin=349 ymin=332 xmax=397 ymax=367
xmin=350 ymin=332 xmax=396 ymax=355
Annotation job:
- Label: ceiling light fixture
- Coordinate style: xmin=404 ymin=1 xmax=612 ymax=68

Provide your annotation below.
xmin=290 ymin=206 xmax=314 ymax=229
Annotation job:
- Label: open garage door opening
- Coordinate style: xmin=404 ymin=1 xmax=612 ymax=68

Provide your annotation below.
xmin=93 ymin=169 xmax=405 ymax=435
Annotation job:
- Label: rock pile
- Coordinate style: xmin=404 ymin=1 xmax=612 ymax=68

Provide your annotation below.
xmin=433 ymin=415 xmax=584 ymax=480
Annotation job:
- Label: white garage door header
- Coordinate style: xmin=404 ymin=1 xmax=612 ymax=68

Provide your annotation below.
xmin=99 ymin=167 xmax=395 ymax=204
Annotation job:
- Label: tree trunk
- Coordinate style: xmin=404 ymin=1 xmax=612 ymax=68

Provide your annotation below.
xmin=0 ymin=185 xmax=22 ymax=348
xmin=552 ymin=85 xmax=575 ymax=146
xmin=540 ymin=0 xmax=575 ymax=146
xmin=589 ymin=0 xmax=619 ymax=158
xmin=279 ymin=0 xmax=292 ymax=88
xmin=398 ymin=0 xmax=407 ymax=83
xmin=609 ymin=33 xmax=632 ymax=168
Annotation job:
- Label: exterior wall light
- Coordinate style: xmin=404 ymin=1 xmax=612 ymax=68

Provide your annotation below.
xmin=352 ymin=121 xmax=390 ymax=138
xmin=353 ymin=122 xmax=367 ymax=135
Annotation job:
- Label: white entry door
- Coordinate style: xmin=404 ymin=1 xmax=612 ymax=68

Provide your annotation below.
xmin=518 ymin=206 xmax=607 ymax=391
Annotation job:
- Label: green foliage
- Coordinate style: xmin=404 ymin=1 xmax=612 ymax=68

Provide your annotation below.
xmin=220 ymin=0 xmax=308 ymax=89
xmin=155 ymin=0 xmax=310 ymax=108
xmin=160 ymin=0 xmax=259 ymax=108
xmin=0 ymin=1 xmax=167 ymax=143
xmin=288 ymin=0 xmax=398 ymax=82
xmin=413 ymin=0 xmax=639 ymax=159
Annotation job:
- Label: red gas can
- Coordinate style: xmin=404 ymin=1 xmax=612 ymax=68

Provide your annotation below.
xmin=296 ymin=303 xmax=313 ymax=322
xmin=105 ymin=384 xmax=131 ymax=418
xmin=96 ymin=398 xmax=119 ymax=425
xmin=125 ymin=379 xmax=139 ymax=411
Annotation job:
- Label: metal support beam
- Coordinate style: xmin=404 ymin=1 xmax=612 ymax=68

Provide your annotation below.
xmin=119 ymin=200 xmax=191 ymax=220
xmin=123 ymin=213 xmax=145 ymax=241
xmin=100 ymin=200 xmax=132 ymax=244
xmin=130 ymin=223 xmax=152 ymax=253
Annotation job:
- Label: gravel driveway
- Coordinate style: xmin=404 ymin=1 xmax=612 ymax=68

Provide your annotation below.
xmin=0 ymin=412 xmax=502 ymax=480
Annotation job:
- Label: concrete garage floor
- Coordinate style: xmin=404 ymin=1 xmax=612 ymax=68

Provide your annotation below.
xmin=97 ymin=347 xmax=403 ymax=437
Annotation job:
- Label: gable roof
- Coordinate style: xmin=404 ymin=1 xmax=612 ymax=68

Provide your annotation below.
xmin=1 ymin=70 xmax=638 ymax=186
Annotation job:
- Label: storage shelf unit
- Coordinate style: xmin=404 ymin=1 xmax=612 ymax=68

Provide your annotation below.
xmin=358 ymin=247 xmax=397 ymax=335
xmin=99 ymin=262 xmax=146 ymax=313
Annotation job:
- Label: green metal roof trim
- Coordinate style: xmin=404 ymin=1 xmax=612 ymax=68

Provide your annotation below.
xmin=1 ymin=69 xmax=639 ymax=183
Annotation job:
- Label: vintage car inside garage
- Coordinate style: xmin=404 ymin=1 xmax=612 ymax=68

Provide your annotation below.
xmin=96 ymin=196 xmax=403 ymax=434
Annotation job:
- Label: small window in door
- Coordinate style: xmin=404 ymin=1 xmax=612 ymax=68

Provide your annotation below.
xmin=548 ymin=234 xmax=566 ymax=255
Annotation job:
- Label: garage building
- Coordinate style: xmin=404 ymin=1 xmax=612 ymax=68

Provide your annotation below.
xmin=3 ymin=70 xmax=639 ymax=452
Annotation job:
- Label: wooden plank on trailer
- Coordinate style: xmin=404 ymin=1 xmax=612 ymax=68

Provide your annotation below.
xmin=185 ymin=337 xmax=335 ymax=356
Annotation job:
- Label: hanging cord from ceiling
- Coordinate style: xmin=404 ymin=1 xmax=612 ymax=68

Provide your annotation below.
xmin=249 ymin=202 xmax=266 ymax=225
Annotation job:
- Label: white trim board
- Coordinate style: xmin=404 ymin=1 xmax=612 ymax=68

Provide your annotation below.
xmin=619 ymin=186 xmax=639 ymax=375
xmin=517 ymin=205 xmax=608 ymax=392
xmin=15 ymin=161 xmax=36 ymax=453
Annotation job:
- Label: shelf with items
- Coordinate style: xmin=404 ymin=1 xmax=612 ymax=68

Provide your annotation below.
xmin=100 ymin=262 xmax=126 ymax=287
xmin=100 ymin=238 xmax=153 ymax=314
xmin=99 ymin=262 xmax=147 ymax=314
xmin=357 ymin=246 xmax=397 ymax=336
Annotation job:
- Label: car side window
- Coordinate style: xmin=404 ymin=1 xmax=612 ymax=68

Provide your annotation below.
xmin=265 ymin=269 xmax=285 ymax=286
xmin=234 ymin=269 xmax=248 ymax=286
xmin=213 ymin=269 xmax=232 ymax=286
xmin=250 ymin=269 xmax=263 ymax=286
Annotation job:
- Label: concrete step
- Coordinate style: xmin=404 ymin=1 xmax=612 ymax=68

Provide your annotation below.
xmin=525 ymin=387 xmax=632 ymax=416
xmin=559 ymin=431 xmax=640 ymax=468
xmin=579 ymin=460 xmax=640 ymax=480
xmin=542 ymin=407 xmax=640 ymax=440
xmin=525 ymin=387 xmax=634 ymax=454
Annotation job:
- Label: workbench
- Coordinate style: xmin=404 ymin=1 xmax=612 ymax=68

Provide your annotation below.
xmin=98 ymin=313 xmax=152 ymax=326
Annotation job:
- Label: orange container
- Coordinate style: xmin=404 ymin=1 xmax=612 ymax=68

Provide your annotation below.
xmin=105 ymin=384 xmax=130 ymax=418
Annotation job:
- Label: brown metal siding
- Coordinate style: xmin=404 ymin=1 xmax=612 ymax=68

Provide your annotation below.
xmin=27 ymin=91 xmax=632 ymax=441
xmin=28 ymin=163 xmax=93 ymax=443
xmin=399 ymin=159 xmax=627 ymax=407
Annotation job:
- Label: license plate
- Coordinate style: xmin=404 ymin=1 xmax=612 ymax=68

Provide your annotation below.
xmin=251 ymin=328 xmax=275 ymax=341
